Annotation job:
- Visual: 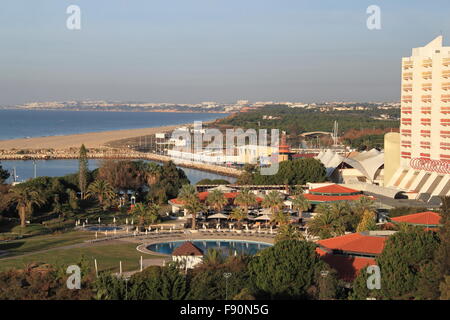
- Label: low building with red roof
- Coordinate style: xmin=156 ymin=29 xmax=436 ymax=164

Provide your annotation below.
xmin=389 ymin=211 xmax=442 ymax=229
xmin=316 ymin=231 xmax=395 ymax=282
xmin=172 ymin=241 xmax=204 ymax=269
xmin=302 ymin=184 xmax=371 ymax=204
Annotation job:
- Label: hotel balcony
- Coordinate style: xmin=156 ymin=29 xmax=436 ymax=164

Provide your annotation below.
xmin=402 ymin=106 xmax=412 ymax=114
xmin=401 ymin=151 xmax=411 ymax=159
xmin=403 ymin=61 xmax=413 ymax=70
xmin=422 ymin=83 xmax=432 ymax=91
xmin=441 ymin=142 xmax=450 ymax=150
xmin=441 ymin=130 xmax=450 ymax=138
xmin=422 ymin=59 xmax=432 ymax=68
xmin=441 ymin=118 xmax=450 ymax=126
xmin=441 ymin=106 xmax=450 ymax=114
xmin=422 ymin=71 xmax=432 ymax=80
xmin=442 ymin=94 xmax=450 ymax=103
xmin=421 ymin=95 xmax=432 ymax=103
xmin=421 ymin=106 xmax=432 ymax=114
xmin=402 ymin=118 xmax=412 ymax=126
xmin=443 ymin=82 xmax=450 ymax=91
xmin=401 ymin=141 xmax=412 ymax=148
xmin=421 ymin=130 xmax=431 ymax=137
xmin=443 ymin=58 xmax=450 ymax=67
xmin=441 ymin=154 xmax=450 ymax=161
xmin=403 ymin=84 xmax=413 ymax=92
xmin=401 ymin=129 xmax=412 ymax=136
xmin=420 ymin=153 xmax=431 ymax=159
xmin=402 ymin=95 xmax=413 ymax=103
xmin=403 ymin=72 xmax=413 ymax=80
xmin=443 ymin=70 xmax=450 ymax=79
xmin=420 ymin=141 xmax=431 ymax=149
xmin=421 ymin=118 xmax=431 ymax=126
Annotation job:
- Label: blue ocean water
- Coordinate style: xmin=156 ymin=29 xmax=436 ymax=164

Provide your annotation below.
xmin=0 ymin=159 xmax=236 ymax=185
xmin=0 ymin=110 xmax=226 ymax=140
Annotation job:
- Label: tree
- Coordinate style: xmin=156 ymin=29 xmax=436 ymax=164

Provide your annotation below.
xmin=356 ymin=209 xmax=377 ymax=232
xmin=206 ymin=189 xmax=227 ymax=213
xmin=0 ymin=163 xmax=10 ymax=184
xmin=85 ymin=180 xmax=116 ymax=209
xmin=275 ymin=224 xmax=303 ymax=243
xmin=307 ymin=204 xmax=346 ymax=239
xmin=291 ymin=194 xmax=311 ymax=219
xmin=234 ymin=189 xmax=257 ymax=214
xmin=262 ymin=191 xmax=284 ymax=215
xmin=435 ymin=197 xmax=450 ymax=284
xmin=78 ymin=144 xmax=89 ymax=199
xmin=229 ymin=207 xmax=247 ymax=228
xmin=439 ymin=276 xmax=450 ymax=300
xmin=178 ymin=184 xmax=204 ymax=230
xmin=9 ymin=186 xmax=45 ymax=228
xmin=248 ymin=240 xmax=323 ymax=299
xmin=376 ymin=229 xmax=440 ymax=299
xmin=131 ymin=203 xmax=160 ymax=228
xmin=143 ymin=162 xmax=162 ymax=186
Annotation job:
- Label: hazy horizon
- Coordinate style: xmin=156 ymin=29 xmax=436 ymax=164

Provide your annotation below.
xmin=2 ymin=0 xmax=450 ymax=105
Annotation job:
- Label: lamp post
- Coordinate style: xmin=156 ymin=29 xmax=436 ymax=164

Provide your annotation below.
xmin=223 ymin=272 xmax=232 ymax=300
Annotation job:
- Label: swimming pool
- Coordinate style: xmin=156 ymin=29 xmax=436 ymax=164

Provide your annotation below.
xmin=147 ymin=240 xmax=272 ymax=256
xmin=85 ymin=226 xmax=123 ymax=232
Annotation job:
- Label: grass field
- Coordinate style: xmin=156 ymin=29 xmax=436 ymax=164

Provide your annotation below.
xmin=0 ymin=231 xmax=95 ymax=257
xmin=0 ymin=242 xmax=158 ymax=273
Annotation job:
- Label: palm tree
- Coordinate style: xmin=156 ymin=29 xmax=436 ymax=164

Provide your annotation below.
xmin=291 ymin=194 xmax=311 ymax=220
xmin=178 ymin=184 xmax=203 ymax=230
xmin=274 ymin=224 xmax=304 ymax=243
xmin=85 ymin=179 xmax=116 ymax=208
xmin=307 ymin=204 xmax=346 ymax=239
xmin=9 ymin=186 xmax=45 ymax=228
xmin=145 ymin=162 xmax=162 ymax=186
xmin=262 ymin=191 xmax=284 ymax=215
xmin=352 ymin=196 xmax=376 ymax=217
xmin=132 ymin=202 xmax=160 ymax=227
xmin=206 ymin=189 xmax=227 ymax=213
xmin=234 ymin=188 xmax=257 ymax=214
xmin=229 ymin=207 xmax=247 ymax=228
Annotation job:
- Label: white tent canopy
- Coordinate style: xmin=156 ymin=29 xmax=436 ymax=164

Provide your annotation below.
xmin=207 ymin=213 xmax=229 ymax=220
xmin=254 ymin=214 xmax=271 ymax=221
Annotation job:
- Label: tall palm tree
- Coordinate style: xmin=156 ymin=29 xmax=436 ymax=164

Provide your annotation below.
xmin=262 ymin=191 xmax=284 ymax=215
xmin=235 ymin=188 xmax=257 ymax=214
xmin=351 ymin=196 xmax=376 ymax=217
xmin=9 ymin=186 xmax=45 ymax=228
xmin=229 ymin=207 xmax=247 ymax=228
xmin=291 ymin=194 xmax=311 ymax=220
xmin=206 ymin=189 xmax=227 ymax=213
xmin=132 ymin=202 xmax=160 ymax=227
xmin=178 ymin=184 xmax=203 ymax=230
xmin=85 ymin=179 xmax=116 ymax=208
xmin=307 ymin=203 xmax=346 ymax=239
xmin=274 ymin=224 xmax=304 ymax=243
xmin=145 ymin=162 xmax=162 ymax=186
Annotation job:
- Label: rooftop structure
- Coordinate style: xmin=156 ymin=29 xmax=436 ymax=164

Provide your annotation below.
xmin=390 ymin=211 xmax=442 ymax=228
xmin=302 ymin=184 xmax=369 ymax=204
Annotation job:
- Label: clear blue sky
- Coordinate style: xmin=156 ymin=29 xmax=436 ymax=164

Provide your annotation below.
xmin=1 ymin=0 xmax=449 ymax=105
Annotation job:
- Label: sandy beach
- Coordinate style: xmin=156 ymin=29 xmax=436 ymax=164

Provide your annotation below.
xmin=0 ymin=124 xmax=186 ymax=150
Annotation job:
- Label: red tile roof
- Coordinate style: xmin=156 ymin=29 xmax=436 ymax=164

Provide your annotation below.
xmin=317 ymin=248 xmax=376 ymax=282
xmin=309 ymin=184 xmax=360 ymax=195
xmin=317 ymin=233 xmax=387 ymax=255
xmin=304 ymin=193 xmax=366 ymax=203
xmin=391 ymin=211 xmax=441 ymax=226
xmin=172 ymin=242 xmax=204 ymax=256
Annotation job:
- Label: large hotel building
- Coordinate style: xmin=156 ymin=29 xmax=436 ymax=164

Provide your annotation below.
xmin=386 ymin=36 xmax=450 ymax=202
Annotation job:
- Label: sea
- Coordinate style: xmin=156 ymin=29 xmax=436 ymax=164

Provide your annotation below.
xmin=0 ymin=110 xmax=234 ymax=184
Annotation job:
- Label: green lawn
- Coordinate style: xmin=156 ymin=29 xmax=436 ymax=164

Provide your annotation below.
xmin=0 ymin=231 xmax=94 ymax=257
xmin=0 ymin=242 xmax=158 ymax=273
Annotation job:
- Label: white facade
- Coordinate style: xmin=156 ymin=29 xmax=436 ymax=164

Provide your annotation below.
xmin=387 ymin=36 xmax=450 ymax=202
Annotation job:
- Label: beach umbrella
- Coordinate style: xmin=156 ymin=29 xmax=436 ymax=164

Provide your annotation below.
xmin=85 ymin=219 xmax=88 ymax=224
xmin=216 ymin=223 xmax=220 ymax=229
xmin=254 ymin=214 xmax=271 ymax=221
xmin=125 ymin=218 xmax=129 ymax=225
xmin=203 ymin=224 xmax=207 ymax=230
xmin=258 ymin=225 xmax=261 ymax=232
xmin=270 ymin=226 xmax=273 ymax=234
xmin=98 ymin=217 xmax=101 ymax=224
xmin=131 ymin=219 xmax=134 ymax=225
xmin=245 ymin=225 xmax=249 ymax=231
xmin=82 ymin=222 xmax=85 ymax=228
xmin=113 ymin=217 xmax=116 ymax=224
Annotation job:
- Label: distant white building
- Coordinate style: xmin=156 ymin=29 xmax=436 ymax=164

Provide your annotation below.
xmin=172 ymin=242 xmax=204 ymax=269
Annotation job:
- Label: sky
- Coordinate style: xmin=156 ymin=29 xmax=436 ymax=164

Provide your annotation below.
xmin=1 ymin=0 xmax=450 ymax=105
